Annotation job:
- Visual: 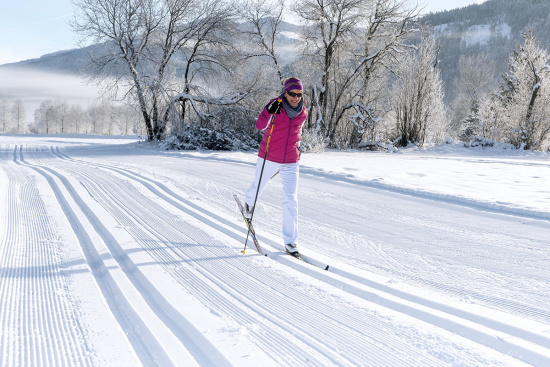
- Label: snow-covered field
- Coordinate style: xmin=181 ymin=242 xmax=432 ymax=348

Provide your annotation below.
xmin=1 ymin=134 xmax=549 ymax=366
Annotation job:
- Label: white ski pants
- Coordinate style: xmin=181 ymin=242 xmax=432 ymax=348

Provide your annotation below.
xmin=245 ymin=158 xmax=299 ymax=245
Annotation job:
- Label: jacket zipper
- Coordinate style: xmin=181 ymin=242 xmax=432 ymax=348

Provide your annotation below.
xmin=283 ymin=117 xmax=293 ymax=163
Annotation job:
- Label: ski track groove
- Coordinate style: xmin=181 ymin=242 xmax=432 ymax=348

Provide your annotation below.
xmin=31 ymin=148 xmax=260 ymax=363
xmin=50 ymin=150 xmax=334 ymax=365
xmin=43 ymin=149 xmax=340 ymax=366
xmin=33 ymin=147 xmax=406 ymax=365
xmin=288 ymin=169 xmax=550 ymax=329
xmin=90 ymin=148 xmax=550 ymax=363
xmin=50 ymin=145 xmax=548 ymax=366
xmin=0 ymin=145 xmax=93 ymax=367
xmin=51 ymin=151 xmax=369 ymax=366
xmin=47 ymin=146 xmax=449 ymax=366
xmin=12 ymin=145 xmax=180 ymax=367
xmin=297 ymin=191 xmax=550 ymax=326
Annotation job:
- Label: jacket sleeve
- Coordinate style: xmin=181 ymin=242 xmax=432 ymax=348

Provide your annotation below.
xmin=256 ymin=108 xmax=272 ymax=131
xmin=256 ymin=98 xmax=278 ymax=131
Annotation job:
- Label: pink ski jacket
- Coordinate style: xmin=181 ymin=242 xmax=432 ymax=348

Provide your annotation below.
xmin=256 ymin=98 xmax=308 ymax=164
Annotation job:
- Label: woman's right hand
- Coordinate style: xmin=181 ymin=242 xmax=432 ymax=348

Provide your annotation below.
xmin=266 ymin=99 xmax=283 ymax=114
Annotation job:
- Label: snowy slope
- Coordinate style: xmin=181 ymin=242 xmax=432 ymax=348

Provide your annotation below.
xmin=1 ymin=134 xmax=549 ymax=366
xmin=434 ymin=22 xmax=512 ymax=47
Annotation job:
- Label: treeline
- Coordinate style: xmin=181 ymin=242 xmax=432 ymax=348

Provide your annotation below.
xmin=423 ymin=0 xmax=550 ymax=37
xmin=0 ymin=97 xmax=143 ymax=136
xmin=0 ymin=98 xmax=26 ymax=134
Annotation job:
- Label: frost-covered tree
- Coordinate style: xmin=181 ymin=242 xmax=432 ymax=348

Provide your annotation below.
xmin=508 ymin=31 xmax=550 ymax=150
xmin=88 ymin=100 xmax=119 ymax=135
xmin=391 ymin=34 xmax=446 ymax=147
xmin=0 ymin=98 xmax=10 ymax=133
xmin=474 ymin=30 xmax=550 ymax=150
xmin=72 ymin=0 xmax=237 ymax=141
xmin=453 ymin=53 xmax=497 ymax=140
xmin=12 ymin=99 xmax=26 ymax=134
xmin=116 ymin=104 xmax=141 ymax=135
xmin=470 ymin=94 xmax=508 ymax=145
xmin=295 ymin=0 xmax=420 ymax=146
xmin=34 ymin=100 xmax=56 ymax=134
xmin=54 ymin=98 xmax=69 ymax=134
xmin=240 ymin=0 xmax=286 ymax=86
xmin=31 ymin=98 xmax=142 ymax=136
xmin=33 ymin=99 xmax=73 ymax=134
xmin=68 ymin=104 xmax=88 ymax=134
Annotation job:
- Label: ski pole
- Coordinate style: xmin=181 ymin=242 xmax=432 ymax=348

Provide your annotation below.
xmin=242 ymin=100 xmax=281 ymax=255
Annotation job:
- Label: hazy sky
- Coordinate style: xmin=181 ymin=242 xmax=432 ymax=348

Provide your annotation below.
xmin=0 ymin=0 xmax=486 ymax=65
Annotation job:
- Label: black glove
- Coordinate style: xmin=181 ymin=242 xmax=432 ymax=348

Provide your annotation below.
xmin=266 ymin=99 xmax=283 ymax=114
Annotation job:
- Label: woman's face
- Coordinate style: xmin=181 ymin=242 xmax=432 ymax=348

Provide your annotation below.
xmin=285 ymin=89 xmax=303 ymax=108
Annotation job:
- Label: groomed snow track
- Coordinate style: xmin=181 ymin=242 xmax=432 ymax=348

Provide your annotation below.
xmin=1 ymin=141 xmax=549 ymax=366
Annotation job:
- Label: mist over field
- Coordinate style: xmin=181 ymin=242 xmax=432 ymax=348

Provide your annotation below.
xmin=0 ymin=68 xmax=100 ymax=123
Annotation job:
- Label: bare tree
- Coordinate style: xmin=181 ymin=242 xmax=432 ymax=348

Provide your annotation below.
xmin=68 ymin=104 xmax=87 ymax=134
xmin=240 ymin=0 xmax=286 ymax=86
xmin=453 ymin=53 xmax=497 ymax=139
xmin=12 ymin=99 xmax=26 ymax=134
xmin=72 ymin=0 xmax=237 ymax=141
xmin=295 ymin=0 xmax=420 ymax=145
xmin=392 ymin=33 xmax=446 ymax=147
xmin=0 ymin=98 xmax=10 ymax=133
xmin=116 ymin=104 xmax=140 ymax=135
xmin=476 ymin=30 xmax=550 ymax=150
xmin=53 ymin=98 xmax=69 ymax=134
xmin=296 ymin=0 xmax=366 ymax=139
xmin=170 ymin=2 xmax=239 ymax=130
xmin=34 ymin=100 xmax=55 ymax=134
xmin=87 ymin=101 xmax=101 ymax=135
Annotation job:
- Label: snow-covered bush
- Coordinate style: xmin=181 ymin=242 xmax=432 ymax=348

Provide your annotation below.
xmin=160 ymin=124 xmax=259 ymax=151
xmin=465 ymin=135 xmax=496 ymax=148
xmin=300 ymin=128 xmax=329 ymax=153
xmin=465 ymin=135 xmax=516 ymax=149
xmin=357 ymin=141 xmax=400 ymax=152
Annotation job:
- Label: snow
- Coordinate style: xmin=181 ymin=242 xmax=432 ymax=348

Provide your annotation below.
xmin=0 ymin=68 xmax=101 ymax=124
xmin=434 ymin=22 xmax=512 ymax=47
xmin=1 ymin=134 xmax=550 ymax=366
xmin=278 ymin=31 xmax=301 ymax=41
xmin=465 ymin=23 xmax=511 ymax=46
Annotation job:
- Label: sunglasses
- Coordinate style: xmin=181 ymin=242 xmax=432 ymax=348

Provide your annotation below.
xmin=286 ymin=91 xmax=303 ymax=98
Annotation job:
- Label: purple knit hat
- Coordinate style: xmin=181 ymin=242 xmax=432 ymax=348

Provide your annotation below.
xmin=284 ymin=78 xmax=303 ymax=92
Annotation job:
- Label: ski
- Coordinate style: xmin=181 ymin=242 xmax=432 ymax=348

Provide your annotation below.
xmin=286 ymin=247 xmax=330 ymax=270
xmin=234 ymin=194 xmax=264 ymax=255
xmin=286 ymin=248 xmax=304 ymax=261
xmin=233 ymin=195 xmax=329 ymax=270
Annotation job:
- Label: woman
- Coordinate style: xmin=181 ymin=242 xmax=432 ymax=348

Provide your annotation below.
xmin=244 ymin=77 xmax=308 ymax=257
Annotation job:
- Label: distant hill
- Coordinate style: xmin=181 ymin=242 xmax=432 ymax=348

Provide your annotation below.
xmin=0 ymin=20 xmax=302 ymax=76
xmin=421 ymin=0 xmax=550 ymax=103
xmin=0 ymin=45 xmax=97 ymax=75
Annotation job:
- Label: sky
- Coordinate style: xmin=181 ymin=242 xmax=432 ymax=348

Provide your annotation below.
xmin=0 ymin=0 xmax=487 ymax=66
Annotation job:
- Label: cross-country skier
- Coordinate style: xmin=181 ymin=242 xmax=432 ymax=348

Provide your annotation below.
xmin=244 ymin=77 xmax=308 ymax=257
